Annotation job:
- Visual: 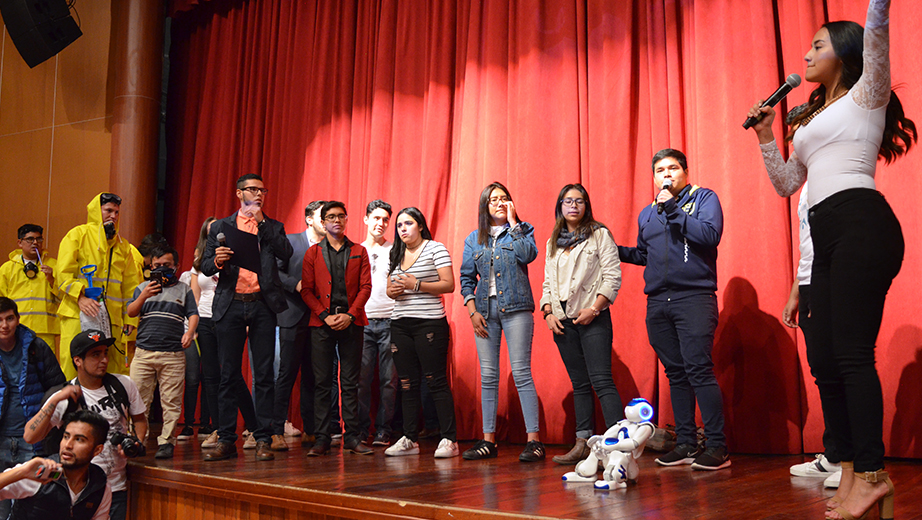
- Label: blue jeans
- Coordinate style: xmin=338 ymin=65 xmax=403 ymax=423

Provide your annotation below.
xmin=646 ymin=293 xmax=725 ymax=448
xmin=553 ymin=304 xmax=623 ymax=439
xmin=358 ymin=318 xmax=397 ymax=437
xmin=0 ymin=436 xmax=34 ymax=518
xmin=215 ymin=298 xmax=277 ymax=444
xmin=474 ymin=298 xmax=538 ymax=434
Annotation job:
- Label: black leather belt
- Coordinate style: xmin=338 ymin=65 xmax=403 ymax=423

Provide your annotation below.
xmin=234 ymin=292 xmax=262 ymax=302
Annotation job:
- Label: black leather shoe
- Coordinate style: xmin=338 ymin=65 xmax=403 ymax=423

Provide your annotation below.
xmin=256 ymin=441 xmax=275 ymax=461
xmin=344 ymin=439 xmax=374 ymax=455
xmin=204 ymin=442 xmax=238 ymax=461
xmin=307 ymin=442 xmax=330 ymax=457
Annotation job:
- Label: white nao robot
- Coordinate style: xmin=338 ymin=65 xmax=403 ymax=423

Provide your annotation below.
xmin=561 ymin=398 xmax=655 ymax=489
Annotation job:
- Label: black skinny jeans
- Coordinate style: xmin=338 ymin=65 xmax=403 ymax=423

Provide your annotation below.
xmin=391 ymin=317 xmax=456 ymax=442
xmin=807 ymin=188 xmax=903 ymax=472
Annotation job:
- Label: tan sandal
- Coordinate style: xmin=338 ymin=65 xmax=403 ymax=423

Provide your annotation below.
xmin=826 ymin=461 xmax=852 ymax=511
xmin=830 ymin=469 xmax=894 ymax=520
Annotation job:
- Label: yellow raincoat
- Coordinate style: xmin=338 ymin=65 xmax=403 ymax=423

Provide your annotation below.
xmin=55 ymin=193 xmax=141 ymax=377
xmin=0 ymin=249 xmax=60 ymax=347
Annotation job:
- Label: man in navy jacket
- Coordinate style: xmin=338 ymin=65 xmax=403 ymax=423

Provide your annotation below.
xmin=300 ymin=201 xmax=372 ymax=456
xmin=618 ymin=148 xmax=730 ymax=471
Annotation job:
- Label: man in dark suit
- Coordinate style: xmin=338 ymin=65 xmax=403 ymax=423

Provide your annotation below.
xmin=300 ymin=201 xmax=372 ymax=456
xmin=200 ymin=174 xmax=293 ymax=462
xmin=270 ymin=200 xmax=325 ymax=451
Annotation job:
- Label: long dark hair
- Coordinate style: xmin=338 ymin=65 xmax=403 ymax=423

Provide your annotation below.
xmin=477 ymin=182 xmax=524 ymax=246
xmin=549 ymin=184 xmax=606 ymax=255
xmin=788 ymin=20 xmax=916 ymax=163
xmin=192 ymin=216 xmax=216 ymax=271
xmin=388 ymin=207 xmax=433 ymax=275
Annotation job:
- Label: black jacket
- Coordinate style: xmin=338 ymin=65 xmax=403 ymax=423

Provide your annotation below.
xmin=201 ymin=211 xmax=294 ymax=320
xmin=9 ymin=455 xmax=108 ymax=520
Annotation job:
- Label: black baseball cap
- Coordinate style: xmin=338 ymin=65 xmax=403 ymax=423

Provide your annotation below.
xmin=70 ymin=329 xmax=116 ymax=358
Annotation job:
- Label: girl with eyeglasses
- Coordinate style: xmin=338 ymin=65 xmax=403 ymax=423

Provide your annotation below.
xmin=459 ymin=182 xmax=544 ymax=462
xmin=540 ymin=184 xmax=624 ymax=465
xmin=383 ymin=208 xmax=459 ymax=459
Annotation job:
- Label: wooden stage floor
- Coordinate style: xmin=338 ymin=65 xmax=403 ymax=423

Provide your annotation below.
xmin=127 ymin=434 xmax=922 ymax=520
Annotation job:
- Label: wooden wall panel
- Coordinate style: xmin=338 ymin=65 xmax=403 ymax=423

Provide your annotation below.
xmin=0 ymin=3 xmax=113 ymax=253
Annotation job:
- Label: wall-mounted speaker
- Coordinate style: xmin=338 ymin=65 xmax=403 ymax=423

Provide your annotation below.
xmin=0 ymin=0 xmax=83 ymax=68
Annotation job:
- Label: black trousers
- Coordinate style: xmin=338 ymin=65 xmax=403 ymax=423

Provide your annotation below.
xmin=311 ymin=323 xmax=363 ymax=446
xmin=215 ymin=299 xmax=276 ymax=444
xmin=799 ymin=285 xmax=838 ymax=463
xmin=273 ymin=313 xmax=315 ymax=436
xmin=808 ymin=188 xmax=903 ymax=471
xmin=391 ymin=317 xmax=456 ymax=442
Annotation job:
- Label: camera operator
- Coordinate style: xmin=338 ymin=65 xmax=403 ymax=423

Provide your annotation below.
xmin=1 ymin=410 xmax=111 ymax=520
xmin=23 ymin=330 xmax=147 ymax=520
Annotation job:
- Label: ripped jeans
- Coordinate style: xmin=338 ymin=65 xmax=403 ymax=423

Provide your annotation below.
xmin=390 ymin=317 xmax=456 ymax=442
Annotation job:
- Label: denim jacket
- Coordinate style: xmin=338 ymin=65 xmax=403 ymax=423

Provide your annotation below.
xmin=460 ymin=222 xmax=538 ymax=319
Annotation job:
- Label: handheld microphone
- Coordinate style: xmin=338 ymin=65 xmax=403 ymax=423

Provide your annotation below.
xmin=657 ymin=179 xmax=673 ymax=215
xmin=216 ymin=232 xmax=227 ymax=247
xmin=742 ymin=74 xmax=802 ymax=129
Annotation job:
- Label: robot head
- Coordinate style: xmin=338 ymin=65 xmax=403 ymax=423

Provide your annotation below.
xmin=624 ymin=398 xmax=654 ymax=423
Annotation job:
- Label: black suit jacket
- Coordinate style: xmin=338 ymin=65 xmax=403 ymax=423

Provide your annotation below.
xmin=276 ymin=230 xmax=312 ymax=327
xmin=201 ymin=211 xmax=294 ymax=321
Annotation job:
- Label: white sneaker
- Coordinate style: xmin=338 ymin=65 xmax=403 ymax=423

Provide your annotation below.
xmin=824 ymin=470 xmax=842 ymax=489
xmin=434 ymin=438 xmax=459 ymax=458
xmin=201 ymin=431 xmax=219 ymax=449
xmin=284 ymin=421 xmax=302 ymax=437
xmin=790 ymin=454 xmax=841 ymax=477
xmin=385 ymin=436 xmax=420 ymax=457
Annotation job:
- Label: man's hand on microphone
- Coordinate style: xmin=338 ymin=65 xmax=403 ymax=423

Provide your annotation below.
xmin=656 ymin=189 xmax=674 ymax=205
xmin=747 ymin=100 xmax=776 ymax=143
xmin=214 ymin=246 xmax=233 ymax=268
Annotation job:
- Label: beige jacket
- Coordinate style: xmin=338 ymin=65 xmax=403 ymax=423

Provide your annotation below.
xmin=540 ymin=227 xmax=621 ymax=319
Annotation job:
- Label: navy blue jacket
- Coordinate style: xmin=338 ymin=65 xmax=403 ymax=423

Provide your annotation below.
xmin=460 ymin=222 xmax=538 ymax=318
xmin=0 ymin=325 xmax=66 ymax=446
xmin=618 ymin=185 xmax=723 ymax=300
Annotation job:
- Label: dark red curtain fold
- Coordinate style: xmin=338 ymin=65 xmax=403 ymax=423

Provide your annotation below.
xmin=165 ymin=0 xmax=922 ymax=457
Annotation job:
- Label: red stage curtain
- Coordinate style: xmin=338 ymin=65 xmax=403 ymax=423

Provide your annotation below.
xmin=165 ymin=0 xmax=922 ymax=457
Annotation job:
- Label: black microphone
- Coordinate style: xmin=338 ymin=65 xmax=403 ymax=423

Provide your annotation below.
xmin=216 ymin=232 xmax=226 ymax=247
xmin=657 ymin=179 xmax=673 ymax=215
xmin=742 ymin=74 xmax=802 ymax=129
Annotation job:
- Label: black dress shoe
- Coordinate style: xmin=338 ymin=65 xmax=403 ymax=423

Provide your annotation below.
xmin=344 ymin=439 xmax=374 ymax=455
xmin=255 ymin=441 xmax=275 ymax=461
xmin=307 ymin=442 xmax=330 ymax=457
xmin=204 ymin=442 xmax=238 ymax=461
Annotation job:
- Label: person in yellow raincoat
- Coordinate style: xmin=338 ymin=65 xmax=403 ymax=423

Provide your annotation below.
xmin=0 ymin=224 xmax=60 ymax=352
xmin=54 ymin=193 xmax=141 ymax=378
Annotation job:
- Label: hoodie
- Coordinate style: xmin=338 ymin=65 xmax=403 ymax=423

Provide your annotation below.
xmin=54 ymin=193 xmax=141 ymax=330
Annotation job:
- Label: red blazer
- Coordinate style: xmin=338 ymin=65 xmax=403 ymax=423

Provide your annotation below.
xmin=300 ymin=237 xmax=372 ymax=327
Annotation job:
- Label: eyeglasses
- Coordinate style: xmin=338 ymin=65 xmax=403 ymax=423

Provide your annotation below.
xmin=20 ymin=237 xmax=44 ymax=245
xmin=324 ymin=214 xmax=347 ymax=222
xmin=240 ymin=187 xmax=269 ymax=195
xmin=560 ymin=198 xmax=586 ymax=207
xmin=489 ymin=197 xmax=510 ymax=207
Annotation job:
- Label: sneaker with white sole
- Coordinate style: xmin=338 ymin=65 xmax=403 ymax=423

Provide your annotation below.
xmin=284 ymin=421 xmax=302 ymax=437
xmin=690 ymin=446 xmax=731 ymax=471
xmin=824 ymin=470 xmax=842 ymax=489
xmin=790 ymin=454 xmax=841 ymax=477
xmin=385 ymin=436 xmax=419 ymax=457
xmin=655 ymin=443 xmax=701 ymax=466
xmin=434 ymin=438 xmax=459 ymax=458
